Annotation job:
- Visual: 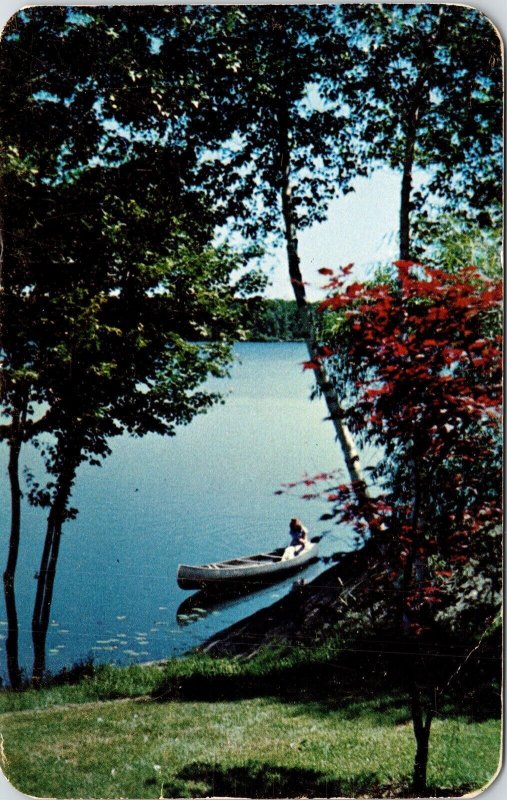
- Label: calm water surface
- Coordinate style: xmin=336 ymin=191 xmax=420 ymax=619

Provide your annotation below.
xmin=0 ymin=343 xmax=360 ymax=679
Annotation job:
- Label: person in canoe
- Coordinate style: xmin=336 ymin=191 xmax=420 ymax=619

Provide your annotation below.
xmin=282 ymin=517 xmax=309 ymax=560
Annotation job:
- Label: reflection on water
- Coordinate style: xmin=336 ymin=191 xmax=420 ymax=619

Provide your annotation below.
xmin=0 ymin=343 xmax=364 ymax=678
xmin=176 ymin=553 xmax=320 ymax=627
xmin=177 ymin=590 xmax=250 ymax=627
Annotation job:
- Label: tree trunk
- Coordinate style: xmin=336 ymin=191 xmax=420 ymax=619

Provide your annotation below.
xmin=401 ymin=453 xmax=422 ymax=626
xmin=411 ymin=680 xmax=434 ymax=794
xmin=398 ymin=8 xmax=446 ymax=262
xmin=275 ymin=94 xmax=367 ymax=501
xmin=399 ymin=104 xmax=420 ymax=262
xmin=31 ymin=514 xmax=62 ymax=687
xmin=2 ymin=401 xmax=26 ymax=689
xmin=31 ymin=447 xmax=80 ymax=687
xmin=403 ymin=456 xmax=434 ymax=794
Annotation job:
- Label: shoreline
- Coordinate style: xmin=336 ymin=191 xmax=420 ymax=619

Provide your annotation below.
xmin=198 ymin=543 xmax=376 ymax=659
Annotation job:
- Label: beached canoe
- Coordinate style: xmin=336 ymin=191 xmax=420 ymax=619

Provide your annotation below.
xmin=177 ymin=541 xmax=318 ymax=590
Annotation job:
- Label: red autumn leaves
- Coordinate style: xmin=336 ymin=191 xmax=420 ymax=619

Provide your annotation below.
xmin=294 ymin=260 xmax=502 ymax=628
xmin=314 ymin=261 xmax=501 ymax=446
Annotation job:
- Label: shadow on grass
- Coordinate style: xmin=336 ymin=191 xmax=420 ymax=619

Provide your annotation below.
xmin=151 ymin=645 xmax=501 ymax=723
xmin=147 ymin=760 xmax=474 ymax=798
xmin=152 ymin=661 xmax=414 ymax=725
xmin=152 ymin=659 xmax=400 ymax=710
xmin=166 ymin=761 xmax=380 ymax=798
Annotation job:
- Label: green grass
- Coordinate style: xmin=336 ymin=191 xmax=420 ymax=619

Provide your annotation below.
xmin=0 ymin=642 xmax=502 ymax=798
xmin=0 ymin=641 xmax=346 ymax=713
xmin=0 ymin=694 xmax=501 ymax=798
xmin=0 ymin=663 xmax=165 ymax=713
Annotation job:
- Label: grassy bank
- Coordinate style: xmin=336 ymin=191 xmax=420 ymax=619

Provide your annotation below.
xmin=0 ymin=639 xmax=386 ymax=712
xmin=0 ymin=645 xmax=502 ymax=798
xmin=1 ymin=692 xmax=500 ymax=798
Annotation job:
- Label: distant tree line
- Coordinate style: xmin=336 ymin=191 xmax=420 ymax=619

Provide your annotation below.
xmin=238 ymin=298 xmax=317 ymax=342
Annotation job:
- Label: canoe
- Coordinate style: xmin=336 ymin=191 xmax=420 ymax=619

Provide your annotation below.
xmin=177 ymin=541 xmax=318 ymax=590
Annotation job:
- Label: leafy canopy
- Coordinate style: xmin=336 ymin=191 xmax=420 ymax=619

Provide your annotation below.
xmin=306 ymin=260 xmax=502 ymax=634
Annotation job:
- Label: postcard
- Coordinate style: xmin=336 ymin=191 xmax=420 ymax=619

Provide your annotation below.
xmin=0 ymin=3 xmax=502 ymax=798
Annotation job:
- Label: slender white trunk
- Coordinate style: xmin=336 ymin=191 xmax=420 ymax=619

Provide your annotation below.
xmin=276 ymin=97 xmax=367 ymax=500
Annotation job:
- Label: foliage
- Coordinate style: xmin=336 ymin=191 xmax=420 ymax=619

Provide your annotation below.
xmin=315 ymin=261 xmax=502 ymax=633
xmin=194 ymin=4 xmax=364 ymax=242
xmin=416 ymin=216 xmax=502 ymax=279
xmin=240 ymin=299 xmax=316 ymax=341
xmin=0 ymin=5 xmax=265 ymax=686
xmin=295 ymin=259 xmax=503 ymax=791
xmin=339 ymin=4 xmax=503 ymax=234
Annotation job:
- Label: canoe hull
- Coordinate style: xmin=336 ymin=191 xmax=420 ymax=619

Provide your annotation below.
xmin=177 ymin=543 xmax=318 ymax=590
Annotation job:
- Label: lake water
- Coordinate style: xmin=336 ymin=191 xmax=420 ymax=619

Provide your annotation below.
xmin=0 ymin=343 xmax=361 ymax=680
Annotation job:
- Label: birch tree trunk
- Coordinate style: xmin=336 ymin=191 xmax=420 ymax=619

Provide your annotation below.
xmin=275 ymin=95 xmax=367 ymax=501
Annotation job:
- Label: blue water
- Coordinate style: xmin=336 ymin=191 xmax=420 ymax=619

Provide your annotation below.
xmin=0 ymin=343 xmax=362 ymax=679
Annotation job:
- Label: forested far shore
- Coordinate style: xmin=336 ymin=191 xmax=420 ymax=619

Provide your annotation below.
xmin=240 ymin=298 xmax=315 ymax=342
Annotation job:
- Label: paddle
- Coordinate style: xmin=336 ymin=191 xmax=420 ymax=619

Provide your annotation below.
xmin=310 ymin=531 xmax=350 ymax=564
xmin=310 ymin=531 xmax=331 ymax=544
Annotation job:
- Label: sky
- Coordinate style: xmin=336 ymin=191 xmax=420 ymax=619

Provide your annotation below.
xmin=265 ymin=168 xmax=402 ymax=301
